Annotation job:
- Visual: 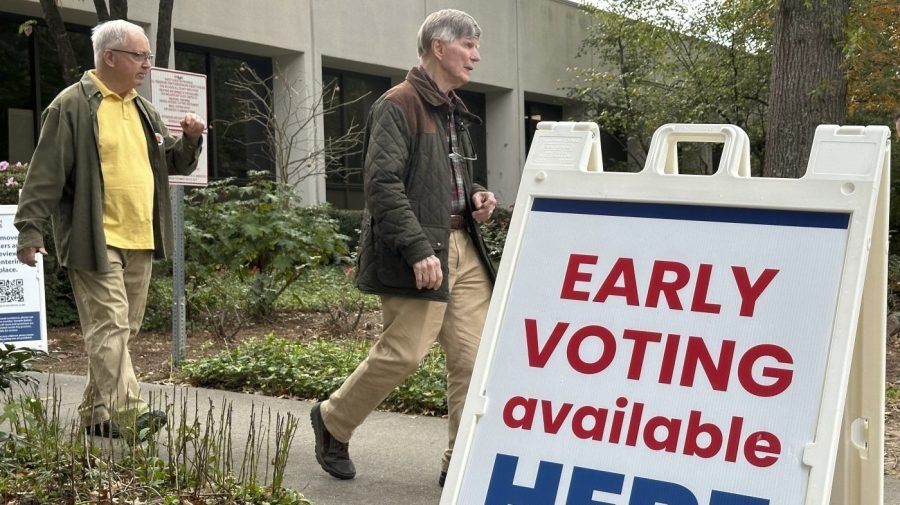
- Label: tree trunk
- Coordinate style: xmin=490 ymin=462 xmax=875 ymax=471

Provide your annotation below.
xmin=109 ymin=0 xmax=128 ymax=20
xmin=155 ymin=0 xmax=175 ymax=68
xmin=92 ymin=0 xmax=110 ymax=22
xmin=39 ymin=0 xmax=81 ymax=85
xmin=763 ymin=0 xmax=849 ymax=177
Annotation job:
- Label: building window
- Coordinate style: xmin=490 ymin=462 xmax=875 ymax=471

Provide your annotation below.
xmin=0 ymin=14 xmax=93 ymax=164
xmin=456 ymin=89 xmax=487 ymax=188
xmin=322 ymin=69 xmax=489 ymax=210
xmin=525 ymin=99 xmax=628 ymax=171
xmin=322 ymin=68 xmax=390 ymax=210
xmin=175 ymin=44 xmax=273 ymax=182
xmin=524 ymin=100 xmax=563 ymax=157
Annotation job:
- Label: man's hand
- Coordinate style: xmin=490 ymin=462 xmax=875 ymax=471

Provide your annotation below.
xmin=17 ymin=247 xmax=47 ymax=267
xmin=471 ymin=191 xmax=496 ymax=223
xmin=180 ymin=113 xmax=206 ymax=145
xmin=413 ymin=255 xmax=442 ymax=290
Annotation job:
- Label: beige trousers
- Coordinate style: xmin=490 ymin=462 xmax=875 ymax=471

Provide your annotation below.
xmin=321 ymin=230 xmax=492 ymax=471
xmin=69 ymin=247 xmax=152 ymax=427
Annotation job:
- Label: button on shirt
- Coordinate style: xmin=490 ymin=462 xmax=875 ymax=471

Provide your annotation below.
xmin=90 ymin=71 xmax=155 ymax=249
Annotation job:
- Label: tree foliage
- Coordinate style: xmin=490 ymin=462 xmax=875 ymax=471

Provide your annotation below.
xmin=570 ymin=0 xmax=896 ymax=175
xmin=568 ymin=0 xmax=772 ymax=172
xmin=845 ymin=0 xmax=900 ymax=117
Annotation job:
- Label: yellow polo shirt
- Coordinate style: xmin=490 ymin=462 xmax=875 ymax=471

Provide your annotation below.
xmin=90 ymin=71 xmax=155 ymax=249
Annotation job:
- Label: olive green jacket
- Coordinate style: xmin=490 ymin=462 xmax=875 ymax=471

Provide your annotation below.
xmin=355 ymin=66 xmax=496 ymax=301
xmin=15 ymin=71 xmax=201 ymax=272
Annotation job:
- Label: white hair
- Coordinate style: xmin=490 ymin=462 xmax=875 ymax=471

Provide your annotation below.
xmin=416 ymin=9 xmax=481 ymax=58
xmin=91 ymin=19 xmax=147 ymax=67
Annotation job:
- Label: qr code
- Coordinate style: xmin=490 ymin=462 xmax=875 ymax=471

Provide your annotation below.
xmin=0 ymin=279 xmax=25 ymax=303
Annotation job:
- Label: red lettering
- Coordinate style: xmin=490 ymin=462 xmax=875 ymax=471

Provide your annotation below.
xmin=643 ymin=416 xmax=682 ymax=452
xmin=625 ymin=401 xmax=644 ymax=446
xmin=683 ymin=410 xmax=723 ymax=458
xmin=541 ymin=400 xmax=573 ymax=434
xmin=738 ymin=344 xmax=794 ymax=397
xmin=572 ymin=406 xmax=607 ymax=440
xmin=593 ymin=257 xmax=639 ymax=306
xmin=502 ymin=396 xmax=536 ymax=429
xmin=680 ymin=336 xmax=736 ymax=392
xmin=566 ymin=325 xmax=617 ymax=374
xmin=609 ymin=397 xmax=628 ymax=443
xmin=646 ymin=260 xmax=690 ymax=310
xmin=732 ymin=267 xmax=779 ymax=317
xmin=744 ymin=431 xmax=781 ymax=467
xmin=525 ymin=319 xmax=569 ymax=368
xmin=724 ymin=416 xmax=743 ymax=462
xmin=658 ymin=333 xmax=681 ymax=384
xmin=690 ymin=263 xmax=722 ymax=314
xmin=623 ymin=329 xmax=663 ymax=380
xmin=560 ymin=254 xmax=598 ymax=301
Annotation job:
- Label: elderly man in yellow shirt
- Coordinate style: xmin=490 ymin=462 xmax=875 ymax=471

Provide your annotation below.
xmin=15 ymin=19 xmax=205 ymax=442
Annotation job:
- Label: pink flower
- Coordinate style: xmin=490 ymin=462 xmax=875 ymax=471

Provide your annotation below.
xmin=6 ymin=177 xmax=16 ymax=187
xmin=0 ymin=161 xmax=8 ymax=172
xmin=14 ymin=162 xmax=23 ymax=168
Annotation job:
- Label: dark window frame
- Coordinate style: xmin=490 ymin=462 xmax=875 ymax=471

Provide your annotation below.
xmin=175 ymin=42 xmax=274 ymax=182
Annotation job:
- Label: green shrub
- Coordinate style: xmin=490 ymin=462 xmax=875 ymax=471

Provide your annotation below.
xmin=327 ymin=207 xmax=364 ymax=253
xmin=890 ymin=255 xmax=900 ymax=312
xmin=0 ymin=161 xmax=27 ymax=205
xmin=0 ymin=344 xmax=44 ymax=389
xmin=142 ymin=268 xmax=173 ymax=332
xmin=183 ymin=171 xmax=350 ymax=321
xmin=281 ymin=265 xmax=378 ymax=312
xmin=480 ymin=205 xmax=513 ymax=266
xmin=182 ymin=334 xmax=448 ymax=415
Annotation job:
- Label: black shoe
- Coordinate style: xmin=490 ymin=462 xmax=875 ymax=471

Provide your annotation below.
xmin=133 ymin=410 xmax=167 ymax=441
xmin=84 ymin=419 xmax=120 ymax=438
xmin=439 ymin=470 xmax=447 ymax=487
xmin=310 ymin=402 xmax=356 ymax=480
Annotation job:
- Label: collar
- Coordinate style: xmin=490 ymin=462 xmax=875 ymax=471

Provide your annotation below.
xmin=407 ymin=66 xmax=482 ymax=125
xmin=88 ymin=70 xmax=138 ymax=102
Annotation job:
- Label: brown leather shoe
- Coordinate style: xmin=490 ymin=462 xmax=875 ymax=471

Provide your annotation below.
xmin=310 ymin=402 xmax=356 ymax=479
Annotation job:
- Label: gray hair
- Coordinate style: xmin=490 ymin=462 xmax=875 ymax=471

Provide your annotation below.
xmin=91 ymin=19 xmax=147 ymax=67
xmin=416 ymin=9 xmax=481 ymax=58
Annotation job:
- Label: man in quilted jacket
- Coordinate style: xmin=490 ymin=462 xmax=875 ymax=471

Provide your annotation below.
xmin=311 ymin=8 xmax=497 ymax=486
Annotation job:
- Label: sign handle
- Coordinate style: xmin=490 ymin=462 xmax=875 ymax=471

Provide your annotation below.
xmin=644 ymin=123 xmax=752 ymax=177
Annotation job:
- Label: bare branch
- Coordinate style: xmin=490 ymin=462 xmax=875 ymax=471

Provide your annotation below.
xmin=219 ymin=62 xmax=369 ymax=185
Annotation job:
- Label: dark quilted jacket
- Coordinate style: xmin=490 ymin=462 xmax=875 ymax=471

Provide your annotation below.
xmin=355 ymin=66 xmax=496 ymax=301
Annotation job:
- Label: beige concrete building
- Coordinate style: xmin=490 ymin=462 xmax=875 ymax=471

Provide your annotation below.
xmin=1 ymin=0 xmax=608 ymax=207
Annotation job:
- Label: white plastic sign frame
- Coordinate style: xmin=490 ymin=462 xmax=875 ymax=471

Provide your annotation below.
xmin=442 ymin=123 xmax=890 ymax=505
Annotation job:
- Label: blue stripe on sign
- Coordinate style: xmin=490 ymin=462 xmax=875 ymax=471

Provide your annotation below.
xmin=531 ymin=198 xmax=850 ymax=229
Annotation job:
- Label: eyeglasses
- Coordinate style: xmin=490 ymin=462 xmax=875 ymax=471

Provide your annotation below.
xmin=109 ymin=48 xmax=154 ymax=63
xmin=449 ymin=149 xmax=477 ymax=163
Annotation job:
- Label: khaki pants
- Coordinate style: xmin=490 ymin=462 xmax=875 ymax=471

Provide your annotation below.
xmin=69 ymin=247 xmax=152 ymax=427
xmin=321 ymin=230 xmax=492 ymax=471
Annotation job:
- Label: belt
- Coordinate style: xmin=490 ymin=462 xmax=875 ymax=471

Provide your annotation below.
xmin=450 ymin=214 xmax=466 ymax=230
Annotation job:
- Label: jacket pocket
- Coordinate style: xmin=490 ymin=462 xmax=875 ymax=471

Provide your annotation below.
xmin=375 ymin=226 xmax=446 ymax=289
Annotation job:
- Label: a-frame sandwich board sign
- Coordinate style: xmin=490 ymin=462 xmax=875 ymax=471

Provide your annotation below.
xmin=441 ymin=122 xmax=891 ymax=505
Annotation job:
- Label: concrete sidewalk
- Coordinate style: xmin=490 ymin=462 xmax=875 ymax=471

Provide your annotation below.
xmin=21 ymin=373 xmax=900 ymax=505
